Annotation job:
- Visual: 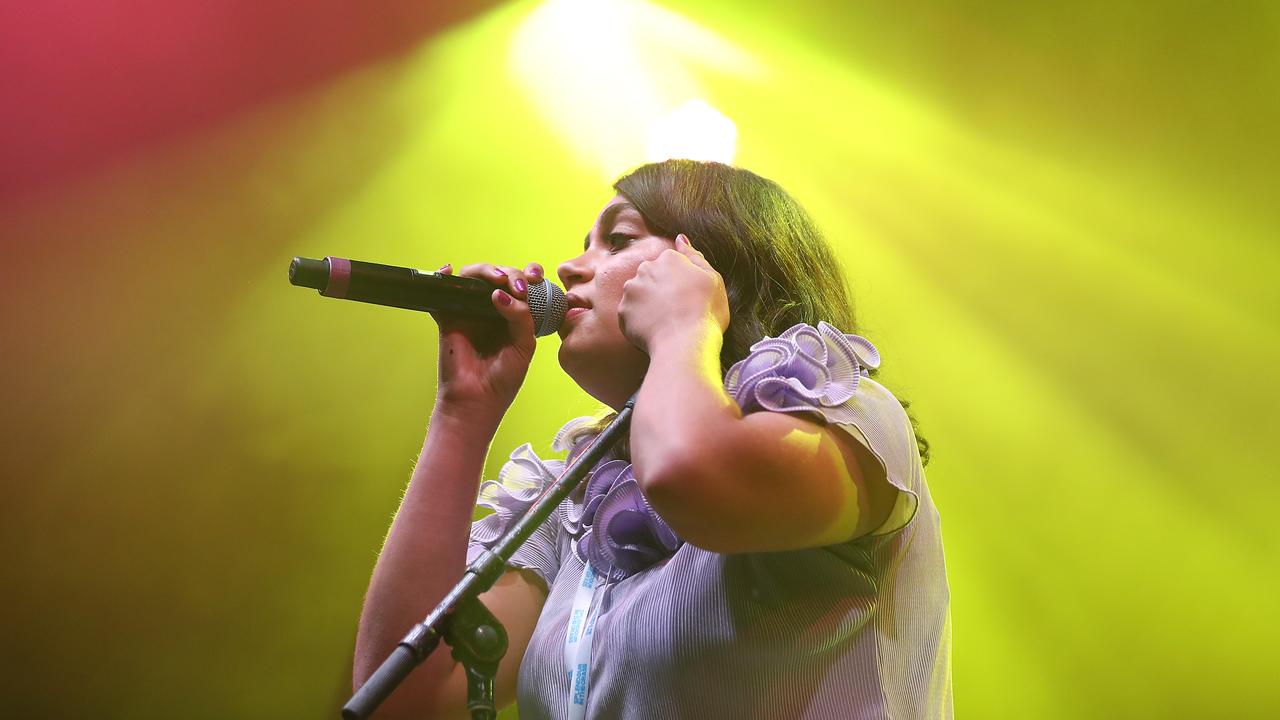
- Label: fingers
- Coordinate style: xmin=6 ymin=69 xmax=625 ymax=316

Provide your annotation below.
xmin=490 ymin=286 xmax=536 ymax=350
xmin=675 ymin=230 xmax=706 ymax=258
xmin=450 ymin=262 xmax=537 ymax=346
xmin=457 ymin=263 xmax=539 ymax=301
xmin=673 ymin=233 xmax=714 ymax=270
xmin=650 ymin=234 xmax=711 ymax=270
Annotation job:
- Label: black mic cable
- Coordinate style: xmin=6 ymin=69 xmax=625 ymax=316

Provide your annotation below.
xmin=288 ymin=256 xmax=567 ymax=337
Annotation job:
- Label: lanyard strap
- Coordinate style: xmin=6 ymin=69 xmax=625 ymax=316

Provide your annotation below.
xmin=564 ymin=563 xmax=602 ymax=719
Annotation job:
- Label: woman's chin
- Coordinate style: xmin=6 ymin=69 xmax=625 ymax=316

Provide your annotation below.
xmin=559 ymin=339 xmax=648 ymax=403
xmin=557 ymin=337 xmax=593 ymax=382
xmin=558 ymin=338 xmax=600 ymax=376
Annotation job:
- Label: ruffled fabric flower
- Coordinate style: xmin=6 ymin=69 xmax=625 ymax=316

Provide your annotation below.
xmin=466 ymin=419 xmax=683 ymax=582
xmin=550 ymin=413 xmax=604 ymax=460
xmin=724 ymin=321 xmax=880 ymax=426
xmin=465 ymin=443 xmax=564 ymax=564
xmin=561 ymin=459 xmax=682 ymax=583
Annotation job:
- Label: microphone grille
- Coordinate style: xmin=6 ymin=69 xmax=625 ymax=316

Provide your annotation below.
xmin=526 ymin=279 xmax=567 ymax=337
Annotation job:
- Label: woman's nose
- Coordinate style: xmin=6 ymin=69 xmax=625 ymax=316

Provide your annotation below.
xmin=557 ymin=253 xmax=591 ymax=289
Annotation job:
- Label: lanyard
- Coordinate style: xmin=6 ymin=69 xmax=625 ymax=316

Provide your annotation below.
xmin=564 ymin=562 xmax=603 ymax=719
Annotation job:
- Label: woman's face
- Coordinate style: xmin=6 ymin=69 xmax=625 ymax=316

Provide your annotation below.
xmin=556 ymin=194 xmax=675 ymax=409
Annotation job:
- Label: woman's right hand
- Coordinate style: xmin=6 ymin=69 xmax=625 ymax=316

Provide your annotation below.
xmin=430 ymin=261 xmax=544 ymax=421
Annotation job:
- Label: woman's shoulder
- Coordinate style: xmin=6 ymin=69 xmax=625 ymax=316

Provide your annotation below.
xmin=725 ymin=321 xmax=926 ymax=536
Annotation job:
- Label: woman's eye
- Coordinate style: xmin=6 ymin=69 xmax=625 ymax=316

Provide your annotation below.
xmin=607 ymin=233 xmax=632 ymax=249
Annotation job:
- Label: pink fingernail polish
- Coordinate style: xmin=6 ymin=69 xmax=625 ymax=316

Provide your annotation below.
xmin=496 ymin=290 xmax=512 ymax=306
xmin=514 ymin=278 xmax=527 ymax=293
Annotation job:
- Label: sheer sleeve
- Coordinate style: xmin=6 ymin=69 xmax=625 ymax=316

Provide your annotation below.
xmin=724 ymin=321 xmax=922 ymax=536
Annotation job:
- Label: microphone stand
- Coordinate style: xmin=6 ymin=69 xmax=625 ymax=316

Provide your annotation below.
xmin=343 ymin=394 xmax=637 ymax=720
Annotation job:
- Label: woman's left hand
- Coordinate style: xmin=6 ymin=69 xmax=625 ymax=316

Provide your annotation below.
xmin=619 ymin=234 xmax=730 ymax=355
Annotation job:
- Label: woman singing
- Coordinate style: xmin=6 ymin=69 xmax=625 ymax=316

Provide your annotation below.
xmin=353 ymin=160 xmax=952 ymax=719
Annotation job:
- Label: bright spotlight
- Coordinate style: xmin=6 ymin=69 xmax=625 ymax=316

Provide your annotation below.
xmin=511 ymin=0 xmax=758 ymax=178
xmin=646 ymin=99 xmax=737 ymax=164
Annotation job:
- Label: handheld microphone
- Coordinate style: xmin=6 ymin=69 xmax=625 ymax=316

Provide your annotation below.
xmin=288 ymin=256 xmax=567 ymax=337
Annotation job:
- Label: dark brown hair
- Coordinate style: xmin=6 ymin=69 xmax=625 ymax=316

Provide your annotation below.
xmin=573 ymin=159 xmax=929 ymax=465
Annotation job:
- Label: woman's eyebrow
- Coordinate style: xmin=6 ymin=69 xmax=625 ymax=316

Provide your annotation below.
xmin=601 ymin=202 xmax=639 ymax=226
xmin=583 ymin=202 xmax=641 ymax=250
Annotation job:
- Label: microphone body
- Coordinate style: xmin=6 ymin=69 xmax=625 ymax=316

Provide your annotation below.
xmin=289 ymin=256 xmax=566 ymax=336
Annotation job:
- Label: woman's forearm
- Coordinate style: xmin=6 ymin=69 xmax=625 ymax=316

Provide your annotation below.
xmin=631 ymin=326 xmax=740 ymax=489
xmin=352 ymin=405 xmax=501 ymax=711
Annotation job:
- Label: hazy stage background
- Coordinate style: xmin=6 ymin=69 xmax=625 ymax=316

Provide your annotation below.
xmin=1 ymin=1 xmax=1276 ymax=717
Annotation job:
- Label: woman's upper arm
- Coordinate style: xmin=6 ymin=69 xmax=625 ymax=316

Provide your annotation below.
xmin=481 ymin=567 xmax=549 ymax=710
xmin=417 ymin=567 xmax=548 ymax=719
xmin=643 ymin=411 xmax=897 ymax=554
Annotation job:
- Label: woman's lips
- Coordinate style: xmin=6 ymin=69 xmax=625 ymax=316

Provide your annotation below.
xmin=564 ymin=307 xmax=589 ymax=321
